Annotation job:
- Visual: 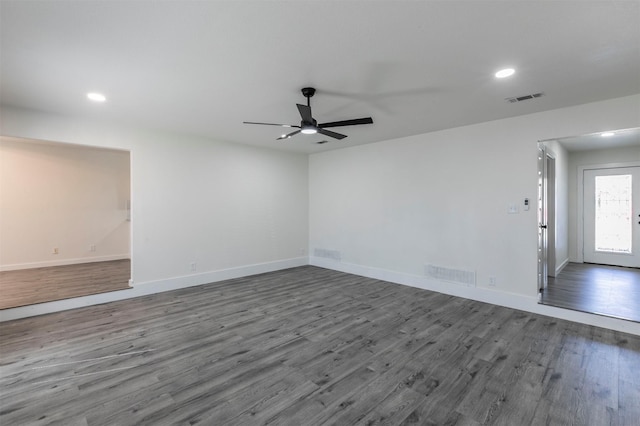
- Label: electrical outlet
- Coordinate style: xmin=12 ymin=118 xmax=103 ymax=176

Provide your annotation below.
xmin=52 ymin=247 xmax=59 ymax=255
xmin=488 ymin=276 xmax=497 ymax=287
xmin=90 ymin=245 xmax=96 ymax=252
xmin=190 ymin=262 xmax=197 ymax=272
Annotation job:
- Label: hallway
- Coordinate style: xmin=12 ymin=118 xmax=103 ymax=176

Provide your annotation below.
xmin=541 ymin=262 xmax=640 ymax=322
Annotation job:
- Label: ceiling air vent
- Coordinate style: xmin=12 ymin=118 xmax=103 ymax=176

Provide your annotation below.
xmin=506 ymin=92 xmax=544 ymax=103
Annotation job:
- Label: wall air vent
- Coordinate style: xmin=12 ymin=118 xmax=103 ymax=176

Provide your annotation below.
xmin=425 ymin=264 xmax=476 ymax=287
xmin=314 ymin=248 xmax=342 ymax=261
xmin=506 ymin=92 xmax=544 ymax=103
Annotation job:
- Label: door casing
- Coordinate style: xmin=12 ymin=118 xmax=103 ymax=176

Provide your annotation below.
xmin=537 ymin=144 xmax=548 ymax=293
xmin=582 ymin=165 xmax=640 ymax=267
xmin=577 ymin=161 xmax=640 ymax=264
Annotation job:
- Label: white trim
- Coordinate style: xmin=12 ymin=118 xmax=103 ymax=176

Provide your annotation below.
xmin=577 ymin=161 xmax=640 ymax=263
xmin=555 ymin=257 xmax=570 ymax=276
xmin=0 ymin=256 xmax=308 ymax=322
xmin=546 ymin=149 xmax=557 ymax=279
xmin=0 ymin=254 xmax=131 ymax=271
xmin=3 ymin=255 xmax=639 ymax=336
xmin=129 ymin=148 xmax=135 ymax=284
xmin=310 ymin=257 xmax=640 ymax=336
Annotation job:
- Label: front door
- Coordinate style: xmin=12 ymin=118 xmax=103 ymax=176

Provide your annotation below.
xmin=583 ymin=166 xmax=640 ymax=268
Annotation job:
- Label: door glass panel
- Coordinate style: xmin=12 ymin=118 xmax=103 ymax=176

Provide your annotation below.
xmin=594 ymin=174 xmax=632 ymax=253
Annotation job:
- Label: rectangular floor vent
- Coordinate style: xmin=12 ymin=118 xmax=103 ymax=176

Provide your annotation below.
xmin=314 ymin=248 xmax=342 ymax=261
xmin=425 ymin=264 xmax=476 ymax=286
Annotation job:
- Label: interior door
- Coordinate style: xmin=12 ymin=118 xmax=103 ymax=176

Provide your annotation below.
xmin=583 ymin=166 xmax=640 ymax=268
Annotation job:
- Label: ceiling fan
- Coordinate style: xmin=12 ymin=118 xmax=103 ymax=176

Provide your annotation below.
xmin=243 ymin=87 xmax=373 ymax=140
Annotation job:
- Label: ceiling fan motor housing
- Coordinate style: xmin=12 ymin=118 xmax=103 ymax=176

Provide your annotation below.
xmin=301 ymin=87 xmax=316 ymax=98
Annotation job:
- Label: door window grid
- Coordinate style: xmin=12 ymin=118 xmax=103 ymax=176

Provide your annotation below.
xmin=594 ymin=174 xmax=632 ymax=254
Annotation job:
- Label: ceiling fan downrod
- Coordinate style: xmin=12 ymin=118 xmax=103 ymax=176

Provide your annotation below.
xmin=301 ymin=87 xmax=316 ymax=107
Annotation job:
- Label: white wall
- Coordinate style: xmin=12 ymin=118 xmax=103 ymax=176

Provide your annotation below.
xmin=310 ymin=95 xmax=640 ymax=335
xmin=3 ymin=97 xmax=640 ymax=335
xmin=568 ymin=145 xmax=640 ymax=261
xmin=0 ymin=106 xmax=308 ymax=311
xmin=0 ymin=137 xmax=130 ymax=270
xmin=310 ymin=117 xmax=537 ymax=297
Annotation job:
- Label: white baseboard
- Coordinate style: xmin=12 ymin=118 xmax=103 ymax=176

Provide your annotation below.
xmin=555 ymin=258 xmax=570 ymax=276
xmin=3 ymin=255 xmax=638 ymax=336
xmin=131 ymin=256 xmax=308 ymax=291
xmin=310 ymin=257 xmax=640 ymax=336
xmin=0 ymin=254 xmax=130 ymax=271
xmin=0 ymin=256 xmax=308 ymax=322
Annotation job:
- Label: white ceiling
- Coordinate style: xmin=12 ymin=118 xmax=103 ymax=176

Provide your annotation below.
xmin=1 ymin=1 xmax=639 ymax=154
xmin=550 ymin=127 xmax=640 ymax=152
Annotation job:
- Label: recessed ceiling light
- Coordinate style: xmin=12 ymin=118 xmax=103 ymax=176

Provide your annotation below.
xmin=601 ymin=132 xmax=615 ymax=137
xmin=87 ymin=92 xmax=106 ymax=102
xmin=495 ymin=68 xmax=515 ymax=79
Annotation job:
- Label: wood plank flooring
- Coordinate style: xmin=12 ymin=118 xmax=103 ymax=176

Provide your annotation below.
xmin=0 ymin=260 xmax=131 ymax=310
xmin=541 ymin=263 xmax=640 ymax=323
xmin=1 ymin=265 xmax=639 ymax=425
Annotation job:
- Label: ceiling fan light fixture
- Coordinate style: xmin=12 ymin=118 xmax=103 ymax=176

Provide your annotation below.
xmin=301 ymin=126 xmax=317 ymax=135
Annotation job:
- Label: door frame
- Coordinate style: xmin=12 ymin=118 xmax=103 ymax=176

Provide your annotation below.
xmin=546 ymin=153 xmax=557 ymax=277
xmin=577 ymin=160 xmax=640 ymax=263
xmin=537 ymin=144 xmax=549 ymax=294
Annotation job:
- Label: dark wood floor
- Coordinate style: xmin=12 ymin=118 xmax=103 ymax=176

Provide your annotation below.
xmin=541 ymin=263 xmax=640 ymax=323
xmin=1 ymin=266 xmax=639 ymax=425
xmin=0 ymin=259 xmax=131 ymax=310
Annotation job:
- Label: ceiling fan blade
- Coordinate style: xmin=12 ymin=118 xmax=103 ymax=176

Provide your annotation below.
xmin=277 ymin=130 xmax=301 ymax=140
xmin=296 ymin=104 xmax=313 ymax=123
xmin=317 ymin=128 xmax=347 ymax=140
xmin=243 ymin=121 xmax=299 ymax=128
xmin=318 ymin=117 xmax=373 ymax=128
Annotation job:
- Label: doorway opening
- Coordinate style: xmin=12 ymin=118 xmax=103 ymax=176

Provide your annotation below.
xmin=0 ymin=136 xmax=132 ymax=309
xmin=537 ymin=128 xmax=640 ymax=323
